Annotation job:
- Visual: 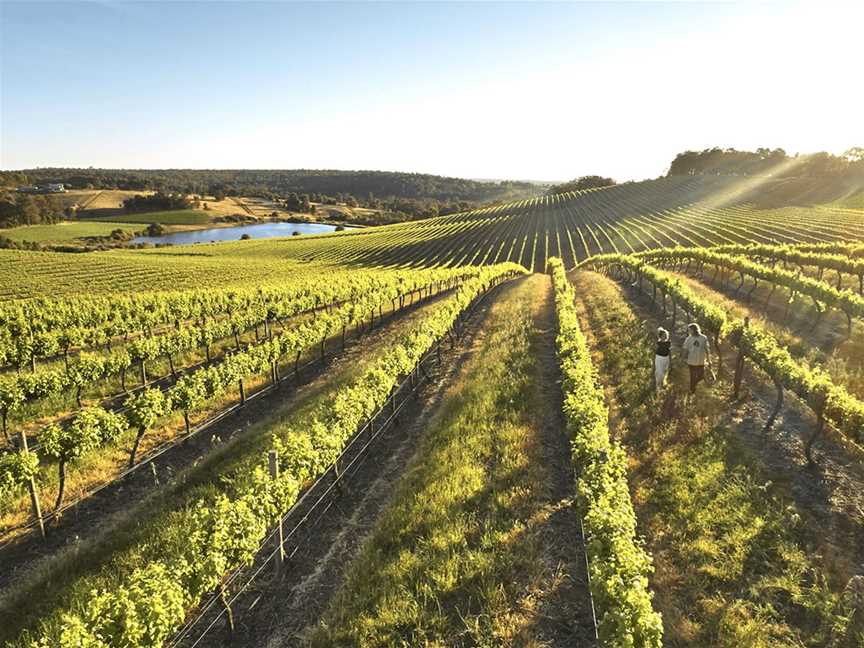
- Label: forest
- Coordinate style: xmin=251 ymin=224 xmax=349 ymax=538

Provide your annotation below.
xmin=667 ymin=147 xmax=864 ymax=178
xmin=14 ymin=168 xmax=544 ymax=204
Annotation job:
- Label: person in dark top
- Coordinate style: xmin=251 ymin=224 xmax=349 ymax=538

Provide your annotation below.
xmin=654 ymin=327 xmax=671 ymax=393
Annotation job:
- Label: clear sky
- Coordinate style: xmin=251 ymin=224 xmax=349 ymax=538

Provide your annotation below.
xmin=1 ymin=1 xmax=862 ymax=181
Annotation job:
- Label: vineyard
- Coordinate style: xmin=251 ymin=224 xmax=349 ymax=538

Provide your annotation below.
xmin=1 ymin=174 xmax=863 ymax=647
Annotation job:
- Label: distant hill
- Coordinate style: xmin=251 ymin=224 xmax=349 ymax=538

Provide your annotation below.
xmin=666 ymin=147 xmax=864 ymax=207
xmin=14 ymin=168 xmax=544 ymax=204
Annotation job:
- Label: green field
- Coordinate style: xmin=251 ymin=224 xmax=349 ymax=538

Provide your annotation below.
xmin=2 ymin=175 xmax=859 ymax=302
xmin=1 ymin=174 xmax=863 ymax=648
xmin=130 ymin=176 xmax=864 ymax=274
xmin=0 ymin=220 xmax=144 ymax=243
xmin=313 ymin=275 xmax=594 ymax=645
xmin=83 ymin=209 xmax=211 ymax=225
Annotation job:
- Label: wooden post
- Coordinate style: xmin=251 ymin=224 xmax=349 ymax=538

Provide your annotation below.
xmin=238 ymin=379 xmax=246 ymax=405
xmin=20 ymin=432 xmax=45 ymax=540
xmin=805 ymin=412 xmax=825 ymax=466
xmin=268 ymin=450 xmax=285 ymax=573
xmin=733 ymin=317 xmax=749 ymax=398
xmin=746 ymin=277 xmax=759 ymax=302
xmin=810 ymin=297 xmax=824 ymax=332
xmin=733 ymin=351 xmax=746 ymax=398
xmin=714 ymin=332 xmax=723 ymax=375
xmin=763 ymin=379 xmax=784 ymax=432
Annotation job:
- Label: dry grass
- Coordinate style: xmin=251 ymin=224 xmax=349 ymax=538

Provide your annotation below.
xmin=62 ymin=189 xmax=151 ymax=213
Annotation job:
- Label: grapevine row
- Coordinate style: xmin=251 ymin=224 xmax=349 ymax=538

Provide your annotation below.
xmin=0 ymin=268 xmax=416 ymax=371
xmin=0 ymin=267 xmax=478 ymax=442
xmin=548 ymin=257 xmax=663 ymax=647
xmin=22 ymin=262 xmax=525 ymax=648
xmin=712 ymin=242 xmax=864 ymax=293
xmin=583 ymin=254 xmax=864 ymax=457
xmin=0 ymin=268 xmax=476 ymax=519
xmin=224 ymin=176 xmax=864 ymax=273
xmin=637 ymin=247 xmax=864 ymax=332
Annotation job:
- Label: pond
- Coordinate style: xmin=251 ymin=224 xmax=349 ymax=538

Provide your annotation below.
xmin=132 ymin=221 xmax=350 ymax=245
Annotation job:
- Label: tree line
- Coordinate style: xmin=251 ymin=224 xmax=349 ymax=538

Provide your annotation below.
xmin=0 ymin=190 xmax=65 ymax=228
xmin=122 ymin=192 xmax=192 ymax=213
xmin=12 ymin=168 xmax=544 ymax=204
xmin=281 ymin=190 xmax=479 ymax=224
xmin=667 ymin=147 xmax=864 ymax=178
xmin=547 ymin=175 xmax=617 ymax=195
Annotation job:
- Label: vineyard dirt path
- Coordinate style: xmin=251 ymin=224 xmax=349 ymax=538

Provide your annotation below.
xmin=522 ymin=273 xmax=597 ymax=646
xmin=197 ymin=275 xmax=596 ymax=648
xmin=0 ymin=290 xmax=454 ymax=596
xmin=584 ymin=270 xmax=864 ymax=589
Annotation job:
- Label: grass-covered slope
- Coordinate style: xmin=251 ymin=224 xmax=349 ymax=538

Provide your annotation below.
xmin=570 ymin=269 xmax=857 ymax=647
xmin=85 ymin=210 xmax=210 ymax=225
xmin=311 ymin=274 xmax=595 ymax=646
xmin=0 ymin=221 xmax=143 ymax=243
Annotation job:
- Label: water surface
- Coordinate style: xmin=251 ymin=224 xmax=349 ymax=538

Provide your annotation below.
xmin=133 ymin=221 xmax=349 ymax=245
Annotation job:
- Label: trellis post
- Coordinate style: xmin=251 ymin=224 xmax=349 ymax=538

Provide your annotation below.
xmin=21 ymin=432 xmax=45 ymax=540
xmin=268 ymin=450 xmax=285 ymax=574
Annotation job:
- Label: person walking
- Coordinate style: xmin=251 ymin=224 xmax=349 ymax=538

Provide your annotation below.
xmin=654 ymin=327 xmax=671 ymax=393
xmin=683 ymin=323 xmax=710 ymax=394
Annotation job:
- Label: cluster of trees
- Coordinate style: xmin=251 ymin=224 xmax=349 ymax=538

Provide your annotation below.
xmin=667 ymin=147 xmax=864 ymax=178
xmin=283 ymin=192 xmax=314 ymax=213
xmin=367 ymin=196 xmax=473 ymax=221
xmin=123 ymin=192 xmax=192 ymax=213
xmin=282 ymin=190 xmax=478 ymax=224
xmin=17 ymin=168 xmax=543 ymax=204
xmin=0 ymin=171 xmax=30 ymax=188
xmin=547 ymin=175 xmax=617 ymax=195
xmin=0 ymin=191 xmax=65 ymax=228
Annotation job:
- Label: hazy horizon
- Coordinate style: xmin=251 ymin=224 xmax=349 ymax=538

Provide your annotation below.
xmin=2 ymin=1 xmax=862 ymax=182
